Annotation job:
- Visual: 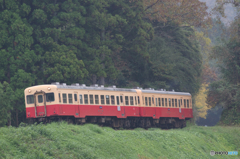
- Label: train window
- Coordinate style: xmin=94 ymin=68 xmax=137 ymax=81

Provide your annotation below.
xmin=184 ymin=99 xmax=186 ymax=108
xmin=63 ymin=94 xmax=67 ymax=103
xmin=68 ymin=94 xmax=73 ymax=104
xmin=130 ymin=96 xmax=134 ymax=105
xmin=90 ymin=95 xmax=94 ymax=104
xmin=152 ymin=97 xmax=154 ymax=104
xmin=162 ymin=98 xmax=164 ymax=106
xmin=172 ymin=99 xmax=174 ymax=107
xmin=187 ymin=99 xmax=189 ymax=108
xmin=38 ymin=95 xmax=43 ymax=103
xmin=155 ymin=98 xmax=158 ymax=107
xmin=168 ymin=98 xmax=171 ymax=107
xmin=165 ymin=98 xmax=168 ymax=107
xmin=135 ymin=96 xmax=137 ymax=105
xmin=74 ymin=94 xmax=77 ymax=102
xmin=79 ymin=95 xmax=83 ymax=104
xmin=138 ymin=96 xmax=140 ymax=104
xmin=95 ymin=95 xmax=99 ymax=104
xmin=181 ymin=99 xmax=182 ymax=105
xmin=111 ymin=95 xmax=115 ymax=105
xmin=175 ymin=99 xmax=177 ymax=107
xmin=158 ymin=98 xmax=161 ymax=106
xmin=106 ymin=95 xmax=110 ymax=104
xmin=116 ymin=96 xmax=120 ymax=105
xmin=149 ymin=97 xmax=151 ymax=106
xmin=27 ymin=95 xmax=34 ymax=104
xmin=178 ymin=99 xmax=181 ymax=107
xmin=145 ymin=97 xmax=148 ymax=106
xmin=59 ymin=93 xmax=61 ymax=103
xmin=101 ymin=95 xmax=105 ymax=104
xmin=46 ymin=93 xmax=55 ymax=102
xmin=125 ymin=96 xmax=129 ymax=105
xmin=84 ymin=94 xmax=88 ymax=104
xmin=120 ymin=96 xmax=123 ymax=103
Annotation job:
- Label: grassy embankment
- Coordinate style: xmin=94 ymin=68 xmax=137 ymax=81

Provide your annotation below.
xmin=0 ymin=122 xmax=239 ymax=159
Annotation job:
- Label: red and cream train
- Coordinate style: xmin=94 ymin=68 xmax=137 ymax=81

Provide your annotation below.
xmin=24 ymin=83 xmax=193 ymax=128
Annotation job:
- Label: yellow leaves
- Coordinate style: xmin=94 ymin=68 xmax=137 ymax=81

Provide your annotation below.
xmin=194 ymin=84 xmax=210 ymax=119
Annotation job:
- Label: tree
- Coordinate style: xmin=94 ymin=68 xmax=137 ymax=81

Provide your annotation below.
xmin=144 ymin=0 xmax=211 ymax=28
xmin=0 ymin=82 xmax=14 ymax=126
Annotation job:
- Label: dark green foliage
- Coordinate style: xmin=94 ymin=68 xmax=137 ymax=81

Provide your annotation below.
xmin=148 ymin=25 xmax=202 ymax=95
xmin=0 ymin=82 xmax=14 ymax=126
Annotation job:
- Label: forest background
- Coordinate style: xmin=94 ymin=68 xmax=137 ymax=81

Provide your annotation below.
xmin=0 ymin=0 xmax=238 ymax=127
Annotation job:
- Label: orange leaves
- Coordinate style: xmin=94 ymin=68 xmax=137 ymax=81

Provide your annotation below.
xmin=144 ymin=0 xmax=211 ymax=27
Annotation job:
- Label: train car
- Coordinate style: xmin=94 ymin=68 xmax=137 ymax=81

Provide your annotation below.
xmin=24 ymin=82 xmax=193 ymax=128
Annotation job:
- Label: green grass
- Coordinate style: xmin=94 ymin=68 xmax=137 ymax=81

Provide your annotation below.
xmin=0 ymin=122 xmax=239 ymax=159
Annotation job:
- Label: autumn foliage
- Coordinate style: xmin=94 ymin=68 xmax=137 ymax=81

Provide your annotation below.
xmin=144 ymin=0 xmax=211 ymax=27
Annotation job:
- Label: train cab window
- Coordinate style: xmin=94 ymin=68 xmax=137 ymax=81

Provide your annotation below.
xmin=38 ymin=95 xmax=43 ymax=103
xmin=138 ymin=96 xmax=140 ymax=104
xmin=162 ymin=98 xmax=164 ymax=106
xmin=116 ymin=96 xmax=120 ymax=105
xmin=158 ymin=98 xmax=161 ymax=106
xmin=155 ymin=98 xmax=158 ymax=107
xmin=79 ymin=94 xmax=83 ymax=104
xmin=175 ymin=99 xmax=177 ymax=107
xmin=74 ymin=94 xmax=77 ymax=102
xmin=27 ymin=95 xmax=34 ymax=104
xmin=68 ymin=94 xmax=73 ymax=104
xmin=187 ymin=99 xmax=189 ymax=108
xmin=111 ymin=95 xmax=115 ymax=105
xmin=84 ymin=94 xmax=88 ymax=104
xmin=178 ymin=99 xmax=181 ymax=107
xmin=135 ymin=96 xmax=138 ymax=105
xmin=63 ymin=94 xmax=67 ymax=103
xmin=184 ymin=99 xmax=186 ymax=107
xmin=130 ymin=96 xmax=134 ymax=105
xmin=149 ymin=97 xmax=151 ymax=106
xmin=90 ymin=95 xmax=94 ymax=104
xmin=172 ymin=99 xmax=174 ymax=107
xmin=101 ymin=95 xmax=105 ymax=104
xmin=125 ymin=96 xmax=129 ymax=105
xmin=168 ymin=98 xmax=171 ymax=107
xmin=46 ymin=93 xmax=55 ymax=102
xmin=120 ymin=96 xmax=123 ymax=103
xmin=106 ymin=95 xmax=110 ymax=104
xmin=95 ymin=95 xmax=99 ymax=104
xmin=145 ymin=97 xmax=148 ymax=106
xmin=165 ymin=98 xmax=168 ymax=107
xmin=59 ymin=93 xmax=61 ymax=103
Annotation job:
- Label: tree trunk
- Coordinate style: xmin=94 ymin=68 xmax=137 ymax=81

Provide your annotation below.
xmin=92 ymin=74 xmax=97 ymax=84
xmin=16 ymin=108 xmax=18 ymax=127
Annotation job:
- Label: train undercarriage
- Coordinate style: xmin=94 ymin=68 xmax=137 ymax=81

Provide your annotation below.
xmin=28 ymin=116 xmax=187 ymax=129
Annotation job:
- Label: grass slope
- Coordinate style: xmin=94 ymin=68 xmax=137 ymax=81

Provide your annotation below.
xmin=0 ymin=122 xmax=239 ymax=159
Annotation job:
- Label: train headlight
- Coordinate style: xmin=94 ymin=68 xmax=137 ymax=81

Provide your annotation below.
xmin=48 ymin=87 xmax=51 ymax=91
xmin=28 ymin=89 xmax=31 ymax=93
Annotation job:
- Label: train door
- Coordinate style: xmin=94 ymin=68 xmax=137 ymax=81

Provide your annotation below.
xmin=152 ymin=95 xmax=157 ymax=118
xmin=179 ymin=97 xmax=184 ymax=119
xmin=34 ymin=91 xmax=46 ymax=117
xmin=73 ymin=92 xmax=80 ymax=117
xmin=120 ymin=94 xmax=125 ymax=117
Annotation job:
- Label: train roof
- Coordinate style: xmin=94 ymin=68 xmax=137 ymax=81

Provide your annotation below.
xmin=52 ymin=83 xmax=191 ymax=96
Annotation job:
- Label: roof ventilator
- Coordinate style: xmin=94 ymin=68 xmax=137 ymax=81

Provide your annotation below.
xmin=71 ymin=83 xmax=79 ymax=86
xmin=62 ymin=83 xmax=66 ymax=86
xmin=81 ymin=84 xmax=86 ymax=87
